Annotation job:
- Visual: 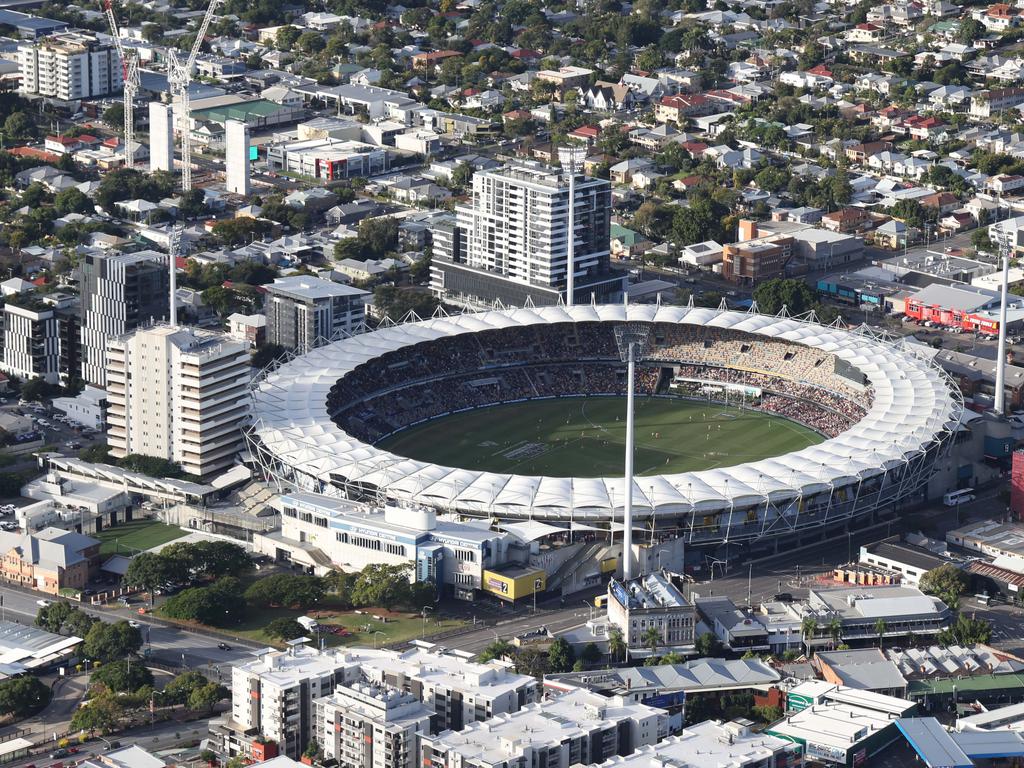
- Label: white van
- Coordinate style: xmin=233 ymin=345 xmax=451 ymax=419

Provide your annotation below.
xmin=943 ymin=488 xmax=975 ymax=506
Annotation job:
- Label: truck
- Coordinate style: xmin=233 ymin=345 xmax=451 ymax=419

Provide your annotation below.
xmin=296 ymin=616 xmax=319 ymax=633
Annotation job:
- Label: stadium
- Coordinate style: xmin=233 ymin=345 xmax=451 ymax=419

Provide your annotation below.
xmin=248 ymin=305 xmax=963 ymax=552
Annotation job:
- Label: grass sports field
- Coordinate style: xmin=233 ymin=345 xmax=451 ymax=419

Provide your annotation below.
xmin=377 ymin=396 xmax=823 ymax=477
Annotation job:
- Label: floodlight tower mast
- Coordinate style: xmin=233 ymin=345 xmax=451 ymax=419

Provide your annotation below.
xmin=995 ymin=250 xmax=1010 ymax=415
xmin=103 ymin=0 xmax=140 ymax=168
xmin=167 ymin=0 xmax=223 ymax=191
xmin=614 ymin=323 xmax=651 ymax=581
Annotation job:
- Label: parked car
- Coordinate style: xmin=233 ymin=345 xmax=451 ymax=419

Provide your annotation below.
xmin=36 ymin=599 xmax=51 ymax=608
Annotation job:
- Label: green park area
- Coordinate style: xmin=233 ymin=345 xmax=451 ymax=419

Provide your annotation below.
xmin=94 ymin=518 xmax=188 ymax=556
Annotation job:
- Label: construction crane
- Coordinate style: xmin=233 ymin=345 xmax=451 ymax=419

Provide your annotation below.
xmin=167 ymin=0 xmax=223 ymax=191
xmin=103 ymin=0 xmax=140 ymax=169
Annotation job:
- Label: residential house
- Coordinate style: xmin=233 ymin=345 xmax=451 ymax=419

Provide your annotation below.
xmin=822 ymin=207 xmax=871 ymax=234
xmin=610 ymin=158 xmax=654 ymax=185
xmin=582 ymin=82 xmax=635 ymax=112
xmin=654 ymin=94 xmax=714 ymax=123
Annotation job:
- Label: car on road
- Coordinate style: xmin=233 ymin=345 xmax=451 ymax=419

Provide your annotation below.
xmin=128 ymin=620 xmax=141 ymax=629
xmin=36 ymin=599 xmax=51 ymax=607
xmin=49 ymin=750 xmax=67 ymax=759
xmin=217 ymin=642 xmax=231 ymax=651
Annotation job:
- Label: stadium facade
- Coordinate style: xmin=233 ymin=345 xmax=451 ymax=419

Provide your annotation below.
xmin=248 ymin=305 xmax=962 ymax=551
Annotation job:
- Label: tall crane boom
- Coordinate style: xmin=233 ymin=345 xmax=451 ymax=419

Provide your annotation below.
xmin=167 ymin=0 xmax=223 ymax=191
xmin=103 ymin=0 xmax=139 ymax=169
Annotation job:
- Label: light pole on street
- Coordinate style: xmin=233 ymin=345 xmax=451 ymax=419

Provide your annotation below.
xmin=420 ymin=606 xmax=434 ymax=638
xmin=372 ymin=630 xmax=386 ymax=649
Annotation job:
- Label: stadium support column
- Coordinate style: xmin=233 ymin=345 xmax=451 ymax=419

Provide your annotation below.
xmin=558 ymin=146 xmax=585 ymax=307
xmin=996 ymin=252 xmax=1010 ymax=415
xmin=615 ymin=323 xmax=651 ymax=581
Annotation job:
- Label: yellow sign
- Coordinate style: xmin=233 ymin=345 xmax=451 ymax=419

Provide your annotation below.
xmin=482 ymin=568 xmax=546 ymax=600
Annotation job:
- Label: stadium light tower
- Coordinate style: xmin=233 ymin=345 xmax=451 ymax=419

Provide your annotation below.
xmin=557 ymin=145 xmax=586 ymax=307
xmin=614 ymin=322 xmax=651 ymax=581
xmin=996 ymin=250 xmax=1010 ymax=414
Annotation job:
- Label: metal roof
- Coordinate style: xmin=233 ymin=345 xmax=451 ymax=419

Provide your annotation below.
xmin=250 ymin=306 xmax=961 ymax=521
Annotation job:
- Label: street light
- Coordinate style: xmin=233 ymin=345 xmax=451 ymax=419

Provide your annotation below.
xmin=420 ymin=606 xmax=434 ymax=639
xmin=372 ymin=630 xmax=386 ymax=649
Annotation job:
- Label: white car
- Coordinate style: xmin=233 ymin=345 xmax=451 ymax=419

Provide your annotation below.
xmin=36 ymin=599 xmax=51 ymax=608
xmin=128 ymin=620 xmax=141 ymax=629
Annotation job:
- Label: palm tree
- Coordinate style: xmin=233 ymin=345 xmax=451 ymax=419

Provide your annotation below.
xmin=828 ymin=618 xmax=842 ymax=650
xmin=875 ymin=618 xmax=888 ymax=648
xmin=801 ymin=616 xmax=818 ymax=657
xmin=608 ymin=628 xmax=626 ymax=663
xmin=642 ymin=625 xmax=661 ymax=657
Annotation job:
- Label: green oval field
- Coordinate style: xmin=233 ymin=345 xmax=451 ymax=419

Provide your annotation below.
xmin=375 ymin=396 xmax=823 ymax=478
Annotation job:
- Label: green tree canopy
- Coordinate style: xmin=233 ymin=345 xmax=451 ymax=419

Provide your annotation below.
xmin=83 ymin=620 xmax=142 ymax=663
xmin=53 ymin=187 xmax=94 ymax=216
xmin=350 ymin=563 xmax=414 ymax=610
xmin=90 ymin=659 xmax=154 ymax=693
xmin=265 ymin=617 xmax=308 ymax=641
xmin=695 ymin=632 xmax=723 ymax=657
xmin=752 ymin=278 xmax=817 ymax=315
xmin=0 ymin=676 xmax=49 ymax=718
xmin=919 ymin=564 xmax=969 ymax=609
xmin=548 ymin=637 xmax=575 ymax=672
xmin=244 ymin=574 xmax=327 ymax=610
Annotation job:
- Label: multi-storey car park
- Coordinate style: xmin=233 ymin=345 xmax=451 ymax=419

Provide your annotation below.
xmin=248 ymin=305 xmax=963 ymax=559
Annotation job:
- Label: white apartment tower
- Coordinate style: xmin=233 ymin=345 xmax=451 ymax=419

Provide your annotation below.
xmin=105 ymin=325 xmax=250 ymax=478
xmin=18 ymin=32 xmax=123 ymax=100
xmin=225 ymin=119 xmax=251 ymax=195
xmin=317 ymin=683 xmax=432 ymax=768
xmin=430 ymin=161 xmax=624 ymax=308
xmin=149 ymin=101 xmax=174 ymax=173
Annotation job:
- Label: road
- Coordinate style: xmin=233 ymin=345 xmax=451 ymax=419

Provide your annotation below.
xmin=0 ymin=584 xmax=258 ymax=671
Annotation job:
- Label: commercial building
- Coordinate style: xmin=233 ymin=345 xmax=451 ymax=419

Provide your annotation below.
xmin=694 ymin=596 xmax=770 ymax=652
xmin=799 ymin=585 xmax=952 ymax=649
xmin=606 ymin=571 xmax=696 ymax=656
xmin=213 ymin=643 xmax=539 ymax=760
xmin=79 ymin=250 xmax=169 ymax=387
xmin=105 ymin=325 xmax=250 ymax=479
xmin=767 ymin=683 xmax=916 ymax=767
xmin=722 ymin=221 xmax=793 ymax=285
xmin=149 ymin=101 xmax=174 ymax=173
xmin=51 ymin=385 xmax=107 ymax=430
xmin=813 ymin=648 xmax=909 ymax=698
xmin=264 ymin=276 xmax=368 ymax=353
xmin=591 ymin=719 xmax=799 ymax=768
xmin=256 ymin=493 xmax=525 ymax=598
xmin=225 ymin=119 xmax=251 ymax=195
xmin=316 ymin=682 xmax=432 ymax=768
xmin=0 ymin=619 xmax=83 ymax=674
xmin=18 ymin=32 xmax=122 ymax=101
xmin=265 ymin=138 xmax=387 ymax=181
xmin=903 ymin=283 xmax=1024 ymax=334
xmin=858 ymin=538 xmax=949 ymax=586
xmin=545 ymin=658 xmax=780 ymax=734
xmin=947 ymin=521 xmax=1024 ymax=558
xmin=422 ymin=688 xmax=667 ymax=768
xmin=430 ymin=161 xmax=624 ymax=308
xmin=0 ymin=526 xmax=99 ymax=594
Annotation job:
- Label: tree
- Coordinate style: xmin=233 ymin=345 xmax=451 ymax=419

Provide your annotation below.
xmin=513 ymin=647 xmax=550 ymax=678
xmin=919 ymin=564 xmax=969 ymax=610
xmin=276 ymin=26 xmax=301 ymax=50
xmin=875 ymin=618 xmax=887 ymax=648
xmin=580 ymin=642 xmax=602 ymax=666
xmin=90 ymin=659 xmax=154 ymax=693
xmin=163 ymin=671 xmax=210 ymax=705
xmin=244 ymin=574 xmax=327 ymax=610
xmin=959 ymin=17 xmax=984 ymax=43
xmin=478 ymin=640 xmax=515 ymax=662
xmin=54 ymin=187 xmax=93 ymax=216
xmin=102 ymin=103 xmax=126 ymax=131
xmin=211 ymin=217 xmax=271 ymax=246
xmin=827 ymin=618 xmax=842 ymax=650
xmin=694 ymin=632 xmax=723 ymax=657
xmin=373 ymin=286 xmax=439 ymax=321
xmin=608 ymin=628 xmax=626 ymax=662
xmin=70 ymin=687 xmax=122 ymax=734
xmin=188 ymin=681 xmax=227 ymax=712
xmin=971 ymin=227 xmax=993 ymax=253
xmin=266 ymin=617 xmax=307 ymax=642
xmin=83 ymin=621 xmax=142 ymax=662
xmin=753 ymin=278 xmax=817 ymax=316
xmin=124 ymin=553 xmax=170 ymax=606
xmin=3 ymin=111 xmax=33 ymax=140
xmin=177 ymin=188 xmax=208 ymax=220
xmin=297 ymin=31 xmax=326 ymax=54
xmin=350 ymin=563 xmax=414 ymax=610
xmin=36 ymin=601 xmax=95 ymax=636
xmin=162 ymin=577 xmax=246 ymax=626
xmin=801 ymin=616 xmax=818 ymax=656
xmin=642 ymin=626 xmax=662 ymax=656
xmin=938 ymin=613 xmax=992 ymax=646
xmin=357 ymin=217 xmax=399 ymax=257
xmin=548 ymin=638 xmax=575 ymax=672
xmin=0 ymin=676 xmax=49 ymax=718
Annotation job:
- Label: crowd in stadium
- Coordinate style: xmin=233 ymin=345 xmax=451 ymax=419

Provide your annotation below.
xmin=327 ymin=322 xmax=874 ymax=444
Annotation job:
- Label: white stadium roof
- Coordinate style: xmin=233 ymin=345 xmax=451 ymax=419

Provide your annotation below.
xmin=250 ymin=305 xmax=961 ymax=521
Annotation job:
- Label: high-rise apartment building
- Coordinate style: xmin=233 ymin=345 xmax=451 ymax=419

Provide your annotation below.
xmin=264 ymin=276 xmax=369 ymax=354
xmin=0 ymin=293 xmax=80 ymax=386
xmin=212 ymin=643 xmax=538 ymax=762
xmin=18 ymin=32 xmax=123 ymax=100
xmin=317 ymin=682 xmax=432 ymax=768
xmin=79 ymin=250 xmax=168 ymax=387
xmin=105 ymin=325 xmax=250 ymax=478
xmin=430 ymin=161 xmax=624 ymax=308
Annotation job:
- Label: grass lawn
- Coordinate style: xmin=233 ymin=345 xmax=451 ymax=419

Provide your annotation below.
xmin=378 ymin=395 xmax=822 ymax=476
xmin=95 ymin=518 xmax=188 ymax=556
xmin=226 ymin=602 xmax=466 ymax=647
